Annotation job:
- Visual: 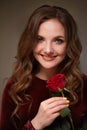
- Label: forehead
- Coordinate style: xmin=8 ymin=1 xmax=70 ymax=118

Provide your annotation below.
xmin=38 ymin=19 xmax=65 ymax=37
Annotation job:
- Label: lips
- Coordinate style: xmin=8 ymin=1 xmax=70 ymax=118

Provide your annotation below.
xmin=40 ymin=54 xmax=57 ymax=61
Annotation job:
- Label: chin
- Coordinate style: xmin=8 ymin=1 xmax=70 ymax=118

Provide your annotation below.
xmin=41 ymin=64 xmax=58 ymax=70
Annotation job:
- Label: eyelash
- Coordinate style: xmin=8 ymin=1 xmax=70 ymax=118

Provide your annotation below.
xmin=36 ymin=36 xmax=64 ymax=44
xmin=36 ymin=36 xmax=44 ymax=43
xmin=54 ymin=39 xmax=64 ymax=44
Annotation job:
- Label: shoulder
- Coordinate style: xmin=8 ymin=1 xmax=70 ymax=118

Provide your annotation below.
xmin=82 ymin=74 xmax=87 ymax=89
xmin=3 ymin=78 xmax=14 ymax=93
xmin=82 ymin=74 xmax=87 ymax=102
xmin=1 ymin=79 xmax=15 ymax=116
xmin=82 ymin=74 xmax=87 ymax=81
xmin=2 ymin=78 xmax=14 ymax=102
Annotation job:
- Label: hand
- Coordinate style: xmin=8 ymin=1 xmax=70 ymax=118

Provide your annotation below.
xmin=31 ymin=97 xmax=69 ymax=130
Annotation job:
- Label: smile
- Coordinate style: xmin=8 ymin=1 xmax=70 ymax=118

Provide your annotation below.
xmin=40 ymin=54 xmax=57 ymax=61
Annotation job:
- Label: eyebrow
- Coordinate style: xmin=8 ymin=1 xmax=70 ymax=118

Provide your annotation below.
xmin=53 ymin=36 xmax=65 ymax=39
xmin=37 ymin=35 xmax=65 ymax=39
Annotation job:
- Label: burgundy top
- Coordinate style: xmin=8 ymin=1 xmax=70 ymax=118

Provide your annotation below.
xmin=0 ymin=75 xmax=87 ymax=130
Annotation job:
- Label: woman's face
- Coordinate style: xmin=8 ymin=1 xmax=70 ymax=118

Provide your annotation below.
xmin=33 ymin=19 xmax=67 ymax=72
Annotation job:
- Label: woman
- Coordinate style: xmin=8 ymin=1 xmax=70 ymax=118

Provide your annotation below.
xmin=0 ymin=5 xmax=87 ymax=130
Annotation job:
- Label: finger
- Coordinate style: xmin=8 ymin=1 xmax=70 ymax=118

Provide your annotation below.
xmin=49 ymin=104 xmax=69 ymax=114
xmin=48 ymin=112 xmax=60 ymax=121
xmin=44 ymin=98 xmax=69 ymax=109
xmin=49 ymin=99 xmax=69 ymax=109
xmin=44 ymin=97 xmax=67 ymax=104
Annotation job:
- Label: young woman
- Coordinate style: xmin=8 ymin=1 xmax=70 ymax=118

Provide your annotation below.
xmin=0 ymin=5 xmax=87 ymax=130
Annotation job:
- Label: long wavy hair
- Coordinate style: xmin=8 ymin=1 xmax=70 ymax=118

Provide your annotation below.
xmin=9 ymin=5 xmax=83 ymax=120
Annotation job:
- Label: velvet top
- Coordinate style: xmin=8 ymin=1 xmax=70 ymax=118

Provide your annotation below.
xmin=0 ymin=75 xmax=87 ymax=130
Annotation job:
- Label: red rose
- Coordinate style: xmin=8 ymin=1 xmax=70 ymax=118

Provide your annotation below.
xmin=46 ymin=74 xmax=74 ymax=129
xmin=47 ymin=74 xmax=65 ymax=91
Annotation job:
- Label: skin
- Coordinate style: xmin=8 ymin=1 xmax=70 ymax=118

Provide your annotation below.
xmin=31 ymin=19 xmax=69 ymax=130
xmin=33 ymin=19 xmax=67 ymax=80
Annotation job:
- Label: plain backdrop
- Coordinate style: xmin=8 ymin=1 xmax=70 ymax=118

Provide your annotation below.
xmin=0 ymin=0 xmax=87 ymax=105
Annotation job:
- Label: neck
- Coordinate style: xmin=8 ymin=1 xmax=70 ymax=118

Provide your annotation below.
xmin=36 ymin=67 xmax=57 ymax=80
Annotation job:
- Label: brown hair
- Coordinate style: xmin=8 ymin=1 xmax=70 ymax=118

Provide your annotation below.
xmin=9 ymin=5 xmax=83 ymax=121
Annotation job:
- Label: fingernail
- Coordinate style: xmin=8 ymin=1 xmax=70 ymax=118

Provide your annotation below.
xmin=66 ymin=104 xmax=69 ymax=107
xmin=63 ymin=97 xmax=67 ymax=100
xmin=66 ymin=100 xmax=69 ymax=103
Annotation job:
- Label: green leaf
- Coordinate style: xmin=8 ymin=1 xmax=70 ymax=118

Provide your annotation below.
xmin=60 ymin=107 xmax=70 ymax=117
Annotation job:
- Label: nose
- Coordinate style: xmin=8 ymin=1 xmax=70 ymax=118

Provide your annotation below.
xmin=44 ymin=42 xmax=53 ymax=54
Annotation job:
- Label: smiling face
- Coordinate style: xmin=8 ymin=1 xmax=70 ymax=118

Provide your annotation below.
xmin=33 ymin=19 xmax=67 ymax=74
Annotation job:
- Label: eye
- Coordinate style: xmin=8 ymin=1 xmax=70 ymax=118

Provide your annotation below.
xmin=54 ymin=38 xmax=64 ymax=44
xmin=36 ymin=36 xmax=44 ymax=43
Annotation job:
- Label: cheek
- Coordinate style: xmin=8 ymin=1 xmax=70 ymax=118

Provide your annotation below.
xmin=56 ymin=46 xmax=67 ymax=55
xmin=33 ymin=46 xmax=38 ymax=54
xmin=33 ymin=44 xmax=42 ymax=53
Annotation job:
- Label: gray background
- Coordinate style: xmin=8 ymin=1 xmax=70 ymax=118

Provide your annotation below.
xmin=0 ymin=0 xmax=87 ymax=105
